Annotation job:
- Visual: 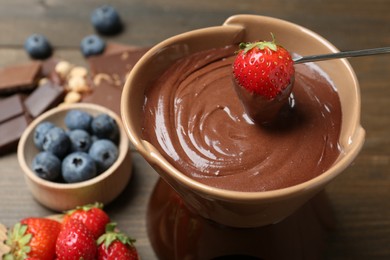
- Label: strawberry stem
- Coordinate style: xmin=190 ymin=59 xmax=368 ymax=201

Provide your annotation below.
xmin=97 ymin=222 xmax=136 ymax=249
xmin=239 ymin=33 xmax=278 ymax=53
xmin=4 ymin=223 xmax=32 ymax=260
xmin=65 ymin=202 xmax=104 ymax=215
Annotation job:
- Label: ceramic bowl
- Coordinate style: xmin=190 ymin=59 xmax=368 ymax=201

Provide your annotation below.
xmin=121 ymin=14 xmax=365 ymax=227
xmin=18 ymin=103 xmax=132 ymax=212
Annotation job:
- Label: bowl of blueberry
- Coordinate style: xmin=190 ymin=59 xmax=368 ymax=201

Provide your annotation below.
xmin=17 ymin=103 xmax=132 ymax=211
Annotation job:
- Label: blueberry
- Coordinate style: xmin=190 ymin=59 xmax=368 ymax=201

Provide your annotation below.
xmin=91 ymin=5 xmax=123 ymax=35
xmin=32 ymin=151 xmax=61 ymax=181
xmin=64 ymin=109 xmax=93 ymax=131
xmin=89 ymin=139 xmax=118 ymax=173
xmin=33 ymin=121 xmax=55 ymax=150
xmin=24 ymin=34 xmax=53 ymax=59
xmin=80 ymin=35 xmax=106 ymax=57
xmin=90 ymin=135 xmax=99 ymax=143
xmin=91 ymin=113 xmax=119 ymax=143
xmin=62 ymin=152 xmax=97 ymax=183
xmin=68 ymin=129 xmax=92 ymax=152
xmin=42 ymin=126 xmax=70 ymax=159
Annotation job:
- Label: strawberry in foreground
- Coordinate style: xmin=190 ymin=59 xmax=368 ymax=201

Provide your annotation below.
xmin=4 ymin=217 xmax=61 ymax=260
xmin=62 ymin=202 xmax=110 ymax=239
xmin=56 ymin=218 xmax=97 ymax=260
xmin=97 ymin=223 xmax=139 ymax=260
xmin=232 ymin=34 xmax=295 ymax=124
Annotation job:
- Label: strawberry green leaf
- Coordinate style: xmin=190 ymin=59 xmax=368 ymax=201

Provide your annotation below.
xmin=97 ymin=222 xmax=136 ymax=249
xmin=239 ymin=33 xmax=278 ymax=53
xmin=65 ymin=202 xmax=104 ymax=214
xmin=5 ymin=223 xmax=33 ymax=260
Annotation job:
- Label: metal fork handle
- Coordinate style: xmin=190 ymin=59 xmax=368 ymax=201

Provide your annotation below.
xmin=293 ymin=46 xmax=390 ymax=64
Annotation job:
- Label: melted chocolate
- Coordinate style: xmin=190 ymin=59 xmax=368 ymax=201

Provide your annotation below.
xmin=142 ymin=45 xmax=342 ymax=192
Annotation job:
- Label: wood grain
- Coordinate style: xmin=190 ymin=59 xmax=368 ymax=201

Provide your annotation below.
xmin=0 ymin=0 xmax=389 ymax=259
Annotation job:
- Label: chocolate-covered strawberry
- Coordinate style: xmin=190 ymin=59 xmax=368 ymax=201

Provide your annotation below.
xmin=232 ymin=34 xmax=295 ymax=124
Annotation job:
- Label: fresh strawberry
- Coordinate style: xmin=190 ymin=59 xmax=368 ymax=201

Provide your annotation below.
xmin=97 ymin=223 xmax=139 ymax=260
xmin=232 ymin=34 xmax=295 ymax=100
xmin=4 ymin=217 xmax=61 ymax=260
xmin=62 ymin=202 xmax=110 ymax=239
xmin=55 ymin=218 xmax=97 ymax=260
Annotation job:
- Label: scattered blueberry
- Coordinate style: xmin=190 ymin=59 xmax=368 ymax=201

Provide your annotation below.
xmin=62 ymin=152 xmax=97 ymax=183
xmin=91 ymin=5 xmax=123 ymax=35
xmin=64 ymin=109 xmax=93 ymax=131
xmin=42 ymin=126 xmax=70 ymax=158
xmin=89 ymin=139 xmax=118 ymax=173
xmin=80 ymin=34 xmax=106 ymax=57
xmin=33 ymin=121 xmax=55 ymax=150
xmin=91 ymin=113 xmax=119 ymax=143
xmin=32 ymin=151 xmax=61 ymax=181
xmin=68 ymin=129 xmax=92 ymax=152
xmin=24 ymin=34 xmax=53 ymax=59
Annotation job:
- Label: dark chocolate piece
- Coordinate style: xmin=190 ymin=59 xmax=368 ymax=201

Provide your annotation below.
xmin=40 ymin=58 xmax=65 ymax=86
xmin=101 ymin=42 xmax=141 ymax=56
xmin=24 ymin=81 xmax=65 ymax=118
xmin=0 ymin=62 xmax=41 ymax=94
xmin=40 ymin=57 xmax=60 ymax=77
xmin=0 ymin=114 xmax=30 ymax=155
xmin=82 ymin=79 xmax=122 ymax=116
xmin=82 ymin=45 xmax=148 ymax=115
xmin=0 ymin=94 xmax=25 ymax=124
xmin=88 ymin=46 xmax=149 ymax=85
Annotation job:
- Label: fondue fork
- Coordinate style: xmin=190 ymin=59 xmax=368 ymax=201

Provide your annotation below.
xmin=293 ymin=46 xmax=390 ymax=64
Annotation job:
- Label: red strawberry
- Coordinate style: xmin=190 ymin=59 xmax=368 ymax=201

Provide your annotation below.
xmin=232 ymin=34 xmax=295 ymax=123
xmin=233 ymin=34 xmax=295 ymax=99
xmin=56 ymin=218 xmax=97 ymax=260
xmin=4 ymin=217 xmax=61 ymax=260
xmin=97 ymin=223 xmax=139 ymax=260
xmin=62 ymin=202 xmax=110 ymax=239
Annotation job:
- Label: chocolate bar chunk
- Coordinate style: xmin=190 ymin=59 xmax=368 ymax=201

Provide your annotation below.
xmin=41 ymin=57 xmax=60 ymax=78
xmin=82 ymin=44 xmax=148 ymax=115
xmin=0 ymin=94 xmax=25 ymax=124
xmin=101 ymin=42 xmax=141 ymax=56
xmin=0 ymin=114 xmax=30 ymax=155
xmin=88 ymin=46 xmax=149 ymax=85
xmin=24 ymin=81 xmax=65 ymax=118
xmin=82 ymin=78 xmax=123 ymax=115
xmin=0 ymin=62 xmax=41 ymax=94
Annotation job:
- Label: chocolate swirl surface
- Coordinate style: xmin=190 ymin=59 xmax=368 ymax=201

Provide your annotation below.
xmin=142 ymin=45 xmax=342 ymax=192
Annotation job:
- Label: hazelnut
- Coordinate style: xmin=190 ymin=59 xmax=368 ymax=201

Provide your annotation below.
xmin=64 ymin=91 xmax=82 ymax=103
xmin=55 ymin=61 xmax=73 ymax=79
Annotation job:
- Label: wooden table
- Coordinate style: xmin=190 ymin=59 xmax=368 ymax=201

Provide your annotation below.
xmin=0 ymin=0 xmax=389 ymax=259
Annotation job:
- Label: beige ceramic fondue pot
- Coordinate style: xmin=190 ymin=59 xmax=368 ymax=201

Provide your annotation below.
xmin=121 ymin=14 xmax=365 ymax=259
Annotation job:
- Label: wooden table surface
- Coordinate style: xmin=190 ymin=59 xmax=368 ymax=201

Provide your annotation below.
xmin=0 ymin=0 xmax=389 ymax=259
